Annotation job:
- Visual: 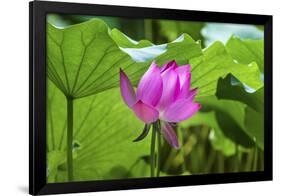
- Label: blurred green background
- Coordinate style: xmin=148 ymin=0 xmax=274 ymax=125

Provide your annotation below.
xmin=47 ymin=14 xmax=263 ymax=46
xmin=46 ymin=14 xmax=264 ymax=183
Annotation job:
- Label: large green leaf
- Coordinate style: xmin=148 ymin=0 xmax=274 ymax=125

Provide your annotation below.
xmin=215 ymin=75 xmax=264 ymax=149
xmin=47 ymin=19 xmax=203 ymax=99
xmin=47 ymin=19 xmax=148 ymax=98
xmin=47 ymin=80 xmax=151 ymax=182
xmin=190 ymin=39 xmax=263 ymax=97
xmin=226 ymin=36 xmax=264 ymax=70
xmin=229 ymin=62 xmax=263 ymax=91
xmin=47 ymin=150 xmax=65 ymax=182
xmin=190 ymin=41 xmax=233 ymax=97
xmin=216 ymin=75 xmax=264 ymax=113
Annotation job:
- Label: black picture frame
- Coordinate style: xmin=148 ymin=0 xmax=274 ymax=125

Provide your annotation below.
xmin=29 ymin=1 xmax=273 ymax=195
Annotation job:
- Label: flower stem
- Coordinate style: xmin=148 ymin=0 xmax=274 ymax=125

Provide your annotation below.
xmin=252 ymin=144 xmax=258 ymax=171
xmin=156 ymin=122 xmax=161 ymax=177
xmin=150 ymin=122 xmax=157 ymax=177
xmin=67 ymin=97 xmax=74 ymax=181
xmin=235 ymin=144 xmax=240 ymax=172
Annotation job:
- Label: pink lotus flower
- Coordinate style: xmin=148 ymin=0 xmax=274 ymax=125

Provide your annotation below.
xmin=120 ymin=60 xmax=201 ymax=149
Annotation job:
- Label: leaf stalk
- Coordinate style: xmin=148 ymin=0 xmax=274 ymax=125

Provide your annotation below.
xmin=150 ymin=123 xmax=156 ymax=177
xmin=67 ymin=97 xmax=74 ymax=181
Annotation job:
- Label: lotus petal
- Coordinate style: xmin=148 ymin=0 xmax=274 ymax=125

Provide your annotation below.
xmin=161 ymin=99 xmax=201 ymax=122
xmin=157 ymin=67 xmax=180 ymax=110
xmin=161 ymin=122 xmax=179 ymax=149
xmin=120 ymin=69 xmax=136 ymax=107
xmin=136 ymin=62 xmax=163 ymax=106
xmin=132 ymin=100 xmax=159 ymax=123
xmin=176 ymin=73 xmax=191 ymax=100
xmin=175 ymin=65 xmax=191 ymax=87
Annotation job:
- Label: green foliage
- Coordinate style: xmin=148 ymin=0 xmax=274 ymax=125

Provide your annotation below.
xmin=47 ymin=80 xmax=151 ymax=182
xmin=180 ymin=111 xmax=236 ymax=156
xmin=111 ymin=29 xmax=203 ymax=66
xmin=216 ymin=75 xmax=264 ymax=149
xmin=47 ymin=17 xmax=265 ymax=182
xmin=47 ymin=19 xmax=203 ymax=99
xmin=198 ymin=96 xmax=255 ymax=148
xmin=47 ymin=19 xmax=147 ymax=98
xmin=226 ymin=36 xmax=264 ymax=70
xmin=190 ymin=41 xmax=234 ymax=97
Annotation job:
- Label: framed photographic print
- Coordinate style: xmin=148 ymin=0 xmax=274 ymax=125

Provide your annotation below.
xmin=29 ymin=1 xmax=273 ymax=195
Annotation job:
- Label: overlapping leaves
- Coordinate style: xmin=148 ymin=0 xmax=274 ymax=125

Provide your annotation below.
xmin=181 ymin=37 xmax=264 ymax=154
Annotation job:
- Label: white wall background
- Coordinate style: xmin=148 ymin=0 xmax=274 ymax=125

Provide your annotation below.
xmin=0 ymin=0 xmax=279 ymax=195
